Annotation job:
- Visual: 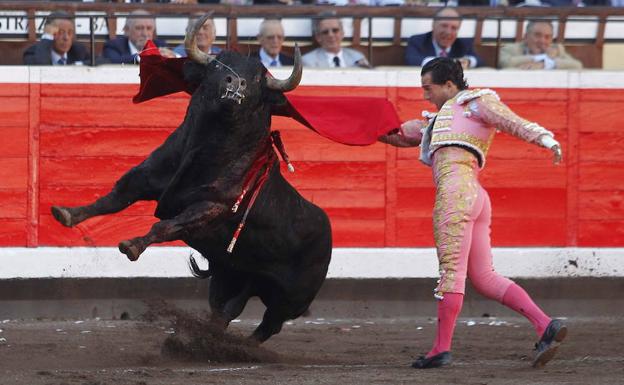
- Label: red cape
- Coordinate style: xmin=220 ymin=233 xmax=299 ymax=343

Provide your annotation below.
xmin=133 ymin=40 xmax=400 ymax=146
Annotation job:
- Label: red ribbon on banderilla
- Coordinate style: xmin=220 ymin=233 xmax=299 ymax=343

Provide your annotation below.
xmin=227 ymin=131 xmax=294 ymax=253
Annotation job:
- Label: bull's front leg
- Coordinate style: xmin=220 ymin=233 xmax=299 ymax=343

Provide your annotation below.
xmin=52 ymin=129 xmax=183 ymax=228
xmin=51 ymin=164 xmax=164 ymax=228
xmin=118 ymin=201 xmax=229 ymax=261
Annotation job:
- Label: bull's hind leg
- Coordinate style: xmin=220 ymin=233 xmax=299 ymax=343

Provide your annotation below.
xmin=250 ymin=241 xmax=331 ymax=344
xmin=207 ymin=268 xmax=253 ymax=333
xmin=249 ymin=302 xmax=308 ymax=344
xmin=250 ymin=285 xmax=312 ymax=344
xmin=118 ymin=201 xmax=229 ymax=261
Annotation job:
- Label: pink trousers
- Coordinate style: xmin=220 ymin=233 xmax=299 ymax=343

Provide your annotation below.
xmin=432 ymin=146 xmax=514 ymax=300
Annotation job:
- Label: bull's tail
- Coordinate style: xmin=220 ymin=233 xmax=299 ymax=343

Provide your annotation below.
xmin=189 ymin=256 xmax=211 ymax=279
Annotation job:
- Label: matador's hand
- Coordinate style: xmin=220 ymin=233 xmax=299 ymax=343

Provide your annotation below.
xmin=551 ymin=144 xmax=562 ymax=165
xmin=400 ymin=119 xmax=426 ymax=140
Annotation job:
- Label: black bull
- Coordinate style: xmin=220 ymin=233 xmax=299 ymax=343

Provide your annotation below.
xmin=50 ymin=19 xmax=332 ymax=343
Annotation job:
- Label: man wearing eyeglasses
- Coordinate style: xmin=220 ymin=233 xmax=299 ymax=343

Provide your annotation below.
xmin=256 ymin=19 xmax=293 ymax=68
xmin=302 ymin=12 xmax=371 ymax=69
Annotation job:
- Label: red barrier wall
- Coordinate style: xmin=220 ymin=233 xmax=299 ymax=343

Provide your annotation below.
xmin=1 ymin=83 xmax=623 ymax=247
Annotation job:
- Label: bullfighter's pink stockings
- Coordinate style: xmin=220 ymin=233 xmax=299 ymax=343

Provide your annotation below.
xmin=427 ymin=292 xmax=463 ymax=358
xmin=428 ymin=149 xmax=552 ymax=356
xmin=502 ymin=283 xmax=551 ymax=337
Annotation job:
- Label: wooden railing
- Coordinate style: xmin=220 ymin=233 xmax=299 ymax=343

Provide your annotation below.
xmin=1 ymin=1 xmax=623 ymax=67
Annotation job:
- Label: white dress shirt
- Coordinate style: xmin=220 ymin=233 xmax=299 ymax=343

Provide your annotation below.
xmin=128 ymin=40 xmax=140 ymax=63
xmin=259 ymin=47 xmax=282 ymax=68
xmin=51 ymin=50 xmax=68 ymax=66
xmin=323 ymin=50 xmax=346 ymax=68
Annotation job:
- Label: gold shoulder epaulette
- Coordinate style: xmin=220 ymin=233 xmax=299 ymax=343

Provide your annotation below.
xmin=456 ymin=89 xmax=500 ymax=105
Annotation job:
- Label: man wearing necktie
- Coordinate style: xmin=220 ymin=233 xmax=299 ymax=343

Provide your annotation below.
xmin=256 ymin=19 xmax=294 ymax=68
xmin=23 ymin=10 xmax=90 ymax=66
xmin=302 ymin=11 xmax=371 ymax=68
xmin=102 ymin=10 xmax=174 ymax=65
xmin=405 ymin=7 xmax=484 ymax=69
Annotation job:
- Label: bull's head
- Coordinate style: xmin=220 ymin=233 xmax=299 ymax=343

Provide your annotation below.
xmin=184 ymin=14 xmax=302 ymax=106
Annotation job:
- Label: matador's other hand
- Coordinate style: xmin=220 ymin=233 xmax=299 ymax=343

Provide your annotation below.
xmin=539 ymin=135 xmax=562 ymax=164
xmin=551 ymin=144 xmax=562 ymax=164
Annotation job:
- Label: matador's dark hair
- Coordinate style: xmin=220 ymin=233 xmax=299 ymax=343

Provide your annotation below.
xmin=421 ymin=57 xmax=469 ymax=90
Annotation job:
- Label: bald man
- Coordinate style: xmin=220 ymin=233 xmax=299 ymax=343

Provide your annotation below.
xmin=256 ymin=19 xmax=293 ymax=67
xmin=405 ymin=7 xmax=484 ymax=69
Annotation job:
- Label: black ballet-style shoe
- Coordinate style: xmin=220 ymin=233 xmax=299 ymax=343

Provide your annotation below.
xmin=411 ymin=351 xmax=452 ymax=369
xmin=533 ymin=319 xmax=568 ymax=368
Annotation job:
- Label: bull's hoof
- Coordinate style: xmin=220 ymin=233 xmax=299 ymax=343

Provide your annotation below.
xmin=119 ymin=240 xmax=143 ymax=261
xmin=245 ymin=335 xmax=262 ymax=347
xmin=51 ymin=206 xmax=74 ymax=227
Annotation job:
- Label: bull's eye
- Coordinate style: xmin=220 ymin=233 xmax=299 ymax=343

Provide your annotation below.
xmin=240 ymin=79 xmax=247 ymax=87
xmin=226 ymin=76 xmax=233 ymax=83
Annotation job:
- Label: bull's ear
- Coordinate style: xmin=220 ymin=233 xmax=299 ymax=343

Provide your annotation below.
xmin=183 ymin=61 xmax=206 ymax=85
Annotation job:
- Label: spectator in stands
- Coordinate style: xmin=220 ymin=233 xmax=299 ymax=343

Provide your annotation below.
xmin=173 ymin=14 xmax=221 ymax=57
xmin=255 ymin=19 xmax=293 ymax=68
xmin=253 ymin=0 xmax=294 ymax=4
xmin=40 ymin=11 xmax=62 ymax=41
xmin=102 ymin=10 xmax=174 ymax=64
xmin=315 ymin=0 xmax=404 ymax=4
xmin=23 ymin=11 xmax=90 ymax=66
xmin=302 ymin=12 xmax=371 ymax=68
xmin=405 ymin=7 xmax=484 ymax=69
xmin=499 ymin=20 xmax=582 ymax=70
xmin=457 ymin=0 xmax=510 ymax=4
xmin=132 ymin=0 xmax=221 ymax=3
xmin=168 ymin=0 xmax=221 ymax=3
xmin=542 ymin=0 xmax=609 ymax=5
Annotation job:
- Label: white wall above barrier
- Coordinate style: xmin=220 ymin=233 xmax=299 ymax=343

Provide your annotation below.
xmin=2 ymin=66 xmax=623 ymax=90
xmin=0 ymin=247 xmax=622 ymax=279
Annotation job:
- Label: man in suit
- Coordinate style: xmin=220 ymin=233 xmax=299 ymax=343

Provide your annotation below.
xmin=23 ymin=11 xmax=90 ymax=66
xmin=256 ymin=19 xmax=293 ymax=68
xmin=302 ymin=12 xmax=371 ymax=68
xmin=173 ymin=14 xmax=221 ymax=58
xmin=405 ymin=7 xmax=484 ymax=69
xmin=499 ymin=20 xmax=582 ymax=70
xmin=102 ymin=10 xmax=175 ymax=64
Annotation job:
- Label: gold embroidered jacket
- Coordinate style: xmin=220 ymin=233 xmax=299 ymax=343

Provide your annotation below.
xmin=420 ymin=89 xmax=554 ymax=168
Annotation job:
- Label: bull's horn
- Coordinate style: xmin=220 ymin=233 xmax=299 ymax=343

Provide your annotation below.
xmin=184 ymin=13 xmax=216 ymax=65
xmin=266 ymin=44 xmax=302 ymax=92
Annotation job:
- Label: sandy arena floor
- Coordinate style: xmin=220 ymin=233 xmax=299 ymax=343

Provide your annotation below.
xmin=0 ymin=303 xmax=622 ymax=385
